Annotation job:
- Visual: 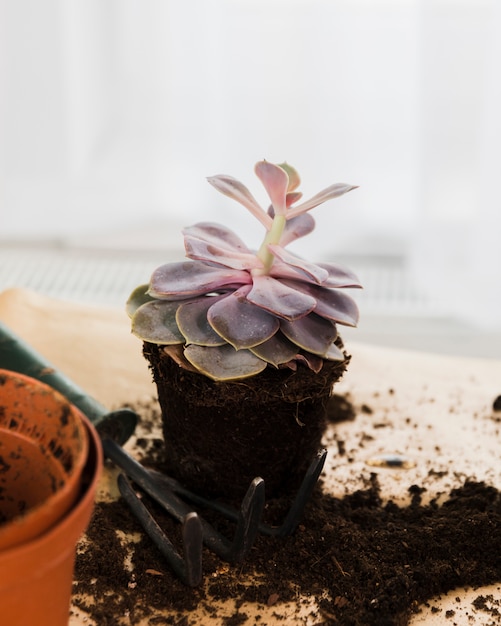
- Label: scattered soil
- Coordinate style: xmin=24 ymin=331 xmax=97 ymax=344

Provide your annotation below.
xmin=72 ymin=394 xmax=501 ymax=626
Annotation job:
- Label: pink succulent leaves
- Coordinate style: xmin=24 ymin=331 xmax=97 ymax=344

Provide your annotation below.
xmin=128 ymin=161 xmax=361 ymax=381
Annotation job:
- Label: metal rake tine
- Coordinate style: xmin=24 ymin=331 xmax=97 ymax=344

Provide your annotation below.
xmin=229 ymin=477 xmax=265 ymax=562
xmin=182 ymin=513 xmax=204 ymax=585
xmin=117 ymin=474 xmax=203 ymax=587
xmin=103 ymin=438 xmax=190 ymax=523
xmin=272 ymin=448 xmax=327 ymax=537
xmin=153 ymin=449 xmax=327 ymax=538
xmin=149 ymin=470 xmax=266 ymax=563
xmin=104 ymin=438 xmax=264 ymax=562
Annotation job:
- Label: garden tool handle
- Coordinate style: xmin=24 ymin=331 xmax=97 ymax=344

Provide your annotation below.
xmin=0 ymin=320 xmax=137 ymax=445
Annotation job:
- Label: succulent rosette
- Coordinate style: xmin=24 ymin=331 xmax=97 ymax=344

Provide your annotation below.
xmin=127 ymin=161 xmax=361 ymax=381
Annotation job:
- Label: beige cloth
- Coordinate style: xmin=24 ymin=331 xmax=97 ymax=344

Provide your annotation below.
xmin=0 ymin=288 xmax=155 ymax=408
xmin=1 ymin=288 xmax=500 ymax=625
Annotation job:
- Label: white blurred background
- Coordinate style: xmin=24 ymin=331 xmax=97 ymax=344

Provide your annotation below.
xmin=1 ymin=0 xmax=500 ymax=356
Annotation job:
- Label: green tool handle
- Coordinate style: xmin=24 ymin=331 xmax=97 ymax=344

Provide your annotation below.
xmin=0 ymin=320 xmax=137 ymax=445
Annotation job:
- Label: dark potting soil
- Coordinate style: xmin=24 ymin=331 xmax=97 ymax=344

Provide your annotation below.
xmin=72 ymin=395 xmax=501 ymax=626
xmin=141 ymin=342 xmax=350 ymax=500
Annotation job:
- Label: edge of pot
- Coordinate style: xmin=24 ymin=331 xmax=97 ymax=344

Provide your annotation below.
xmin=0 ymin=414 xmax=103 ymax=578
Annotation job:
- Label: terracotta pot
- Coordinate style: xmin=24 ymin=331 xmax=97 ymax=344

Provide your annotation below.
xmin=0 ymin=413 xmax=102 ymax=626
xmin=143 ymin=341 xmax=349 ymax=500
xmin=0 ymin=369 xmax=89 ymax=550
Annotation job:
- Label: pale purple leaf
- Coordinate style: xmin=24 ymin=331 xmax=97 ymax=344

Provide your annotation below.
xmin=269 ymin=260 xmax=318 ymax=283
xmin=323 ymin=342 xmax=345 ymax=361
xmin=246 ymin=274 xmax=316 ymax=321
xmin=176 ymin=295 xmax=227 ymax=346
xmin=206 ymin=174 xmax=272 ymax=229
xmin=268 ymin=245 xmax=328 ymax=284
xmin=280 ymin=313 xmax=337 ymax=356
xmin=207 ymin=286 xmax=280 ymax=349
xmin=249 ymin=332 xmax=299 ymax=367
xmin=287 ymin=183 xmax=358 ymax=218
xmin=277 ymin=162 xmax=301 ymax=191
xmin=254 ymin=161 xmax=289 ymax=216
xmin=286 ymin=191 xmax=303 ymax=207
xmin=317 ymin=262 xmax=362 ymax=288
xmin=126 ymin=284 xmax=156 ymax=318
xmin=162 ymin=344 xmax=200 ymax=373
xmin=294 ymin=352 xmax=324 ymax=373
xmin=184 ymin=344 xmax=267 ymax=381
xmin=282 ymin=279 xmax=359 ymax=327
xmin=279 ymin=213 xmax=315 ymax=246
xmin=149 ymin=261 xmax=250 ymax=300
xmin=184 ymin=234 xmax=262 ymax=271
xmin=183 ymin=222 xmax=251 ymax=253
xmin=131 ymin=301 xmax=185 ymax=344
xmin=267 ymin=192 xmax=304 ymax=215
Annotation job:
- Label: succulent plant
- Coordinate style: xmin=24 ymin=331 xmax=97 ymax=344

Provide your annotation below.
xmin=127 ymin=161 xmax=361 ymax=381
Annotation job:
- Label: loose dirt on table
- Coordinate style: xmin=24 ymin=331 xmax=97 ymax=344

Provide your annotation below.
xmin=72 ymin=394 xmax=501 ymax=626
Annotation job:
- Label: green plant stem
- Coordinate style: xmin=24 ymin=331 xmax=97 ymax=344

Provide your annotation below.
xmin=255 ymin=215 xmax=286 ymax=274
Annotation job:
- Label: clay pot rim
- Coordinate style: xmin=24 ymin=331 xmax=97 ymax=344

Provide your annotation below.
xmin=0 ymin=415 xmax=102 ymax=570
xmin=0 ymin=369 xmax=91 ymax=550
xmin=0 ymin=369 xmax=89 ymax=480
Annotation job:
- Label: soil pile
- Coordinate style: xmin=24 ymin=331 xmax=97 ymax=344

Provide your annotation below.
xmin=72 ymin=395 xmax=501 ymax=626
